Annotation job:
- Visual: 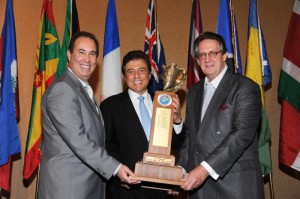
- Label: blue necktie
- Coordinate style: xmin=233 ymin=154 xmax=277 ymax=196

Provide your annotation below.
xmin=138 ymin=96 xmax=151 ymax=140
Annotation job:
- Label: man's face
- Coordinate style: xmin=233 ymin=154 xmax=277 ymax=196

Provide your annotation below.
xmin=67 ymin=37 xmax=98 ymax=82
xmin=196 ymin=39 xmax=227 ymax=81
xmin=124 ymin=59 xmax=151 ymax=95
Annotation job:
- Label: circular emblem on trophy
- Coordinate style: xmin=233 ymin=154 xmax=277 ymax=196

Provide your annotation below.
xmin=157 ymin=94 xmax=172 ymax=106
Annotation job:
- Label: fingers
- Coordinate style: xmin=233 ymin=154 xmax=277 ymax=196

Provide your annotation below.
xmin=117 ymin=165 xmax=141 ymax=185
xmin=172 ymin=95 xmax=182 ymax=123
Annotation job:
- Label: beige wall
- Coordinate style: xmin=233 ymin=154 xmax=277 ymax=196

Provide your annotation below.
xmin=0 ymin=0 xmax=299 ymax=198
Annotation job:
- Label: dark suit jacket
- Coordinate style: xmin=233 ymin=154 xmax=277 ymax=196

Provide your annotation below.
xmin=38 ymin=70 xmax=120 ymax=199
xmin=100 ymin=91 xmax=185 ymax=199
xmin=177 ymin=69 xmax=265 ymax=199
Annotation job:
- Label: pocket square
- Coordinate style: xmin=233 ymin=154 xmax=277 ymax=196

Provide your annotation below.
xmin=219 ymin=103 xmax=230 ymax=111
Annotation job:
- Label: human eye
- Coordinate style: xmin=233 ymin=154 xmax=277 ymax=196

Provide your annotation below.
xmin=139 ymin=68 xmax=146 ymax=74
xmin=209 ymin=51 xmax=218 ymax=58
xmin=198 ymin=52 xmax=206 ymax=60
xmin=89 ymin=51 xmax=97 ymax=57
xmin=126 ymin=70 xmax=134 ymax=75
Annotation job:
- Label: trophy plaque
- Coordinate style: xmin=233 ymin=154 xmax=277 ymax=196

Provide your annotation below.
xmin=132 ymin=63 xmax=186 ymax=188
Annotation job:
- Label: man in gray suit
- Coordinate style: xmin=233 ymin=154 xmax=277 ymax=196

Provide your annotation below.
xmin=37 ymin=31 xmax=138 ymax=199
xmin=173 ymin=32 xmax=264 ymax=199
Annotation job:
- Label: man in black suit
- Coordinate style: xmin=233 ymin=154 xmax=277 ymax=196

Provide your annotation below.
xmin=100 ymin=50 xmax=185 ymax=199
xmin=173 ymin=32 xmax=264 ymax=199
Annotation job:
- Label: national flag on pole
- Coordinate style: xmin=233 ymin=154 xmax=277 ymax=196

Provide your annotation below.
xmin=245 ymin=0 xmax=272 ymax=176
xmin=216 ymin=0 xmax=234 ymax=72
xmin=232 ymin=9 xmax=242 ymax=75
xmin=187 ymin=0 xmax=203 ymax=89
xmin=100 ymin=0 xmax=122 ymax=101
xmin=0 ymin=0 xmax=21 ymax=191
xmin=278 ymin=0 xmax=300 ymax=172
xmin=55 ymin=0 xmax=80 ymax=78
xmin=144 ymin=0 xmax=166 ymax=97
xmin=23 ymin=0 xmax=60 ymax=180
xmin=258 ymin=23 xmax=272 ymax=86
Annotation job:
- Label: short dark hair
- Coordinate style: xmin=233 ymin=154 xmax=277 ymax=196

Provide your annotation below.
xmin=68 ymin=31 xmax=99 ymax=57
xmin=194 ymin=31 xmax=228 ymax=57
xmin=121 ymin=50 xmax=151 ymax=75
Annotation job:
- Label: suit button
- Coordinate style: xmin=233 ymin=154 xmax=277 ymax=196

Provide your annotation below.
xmin=195 ymin=151 xmax=199 ymax=155
xmin=216 ymin=131 xmax=221 ymax=135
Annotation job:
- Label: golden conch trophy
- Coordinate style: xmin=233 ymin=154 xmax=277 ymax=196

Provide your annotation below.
xmin=132 ymin=63 xmax=186 ymax=189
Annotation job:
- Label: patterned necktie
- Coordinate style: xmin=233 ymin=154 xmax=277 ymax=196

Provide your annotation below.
xmin=201 ymin=83 xmax=215 ymax=121
xmin=138 ymin=96 xmax=151 ymax=140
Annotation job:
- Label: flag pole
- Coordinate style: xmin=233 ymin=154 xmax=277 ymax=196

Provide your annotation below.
xmin=154 ymin=0 xmax=159 ymax=62
xmin=229 ymin=0 xmax=237 ymax=74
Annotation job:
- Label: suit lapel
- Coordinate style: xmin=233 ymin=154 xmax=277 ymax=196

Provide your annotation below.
xmin=122 ymin=92 xmax=149 ymax=142
xmin=65 ymin=70 xmax=99 ymax=116
xmin=195 ymin=81 xmax=205 ymax=132
xmin=199 ymin=70 xmax=234 ymax=134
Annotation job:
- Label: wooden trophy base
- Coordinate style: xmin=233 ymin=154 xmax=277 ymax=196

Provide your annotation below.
xmin=133 ymin=162 xmax=184 ymax=186
xmin=131 ymin=153 xmax=184 ymax=189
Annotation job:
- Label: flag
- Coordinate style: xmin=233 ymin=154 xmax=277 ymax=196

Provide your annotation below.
xmin=232 ymin=9 xmax=242 ymax=75
xmin=23 ymin=0 xmax=60 ymax=180
xmin=258 ymin=23 xmax=272 ymax=86
xmin=100 ymin=0 xmax=122 ymax=101
xmin=216 ymin=0 xmax=234 ymax=71
xmin=55 ymin=0 xmax=80 ymax=78
xmin=187 ymin=0 xmax=203 ymax=89
xmin=245 ymin=0 xmax=272 ymax=176
xmin=144 ymin=0 xmax=166 ymax=97
xmin=0 ymin=0 xmax=21 ymax=191
xmin=278 ymin=0 xmax=300 ymax=172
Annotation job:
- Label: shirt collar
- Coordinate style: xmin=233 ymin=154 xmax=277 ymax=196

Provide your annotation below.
xmin=68 ymin=67 xmax=89 ymax=87
xmin=128 ymin=89 xmax=150 ymax=101
xmin=204 ymin=65 xmax=228 ymax=89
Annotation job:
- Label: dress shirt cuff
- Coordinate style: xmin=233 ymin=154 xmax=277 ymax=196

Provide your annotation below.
xmin=113 ymin=163 xmax=122 ymax=176
xmin=201 ymin=161 xmax=219 ymax=180
xmin=173 ymin=122 xmax=183 ymax=134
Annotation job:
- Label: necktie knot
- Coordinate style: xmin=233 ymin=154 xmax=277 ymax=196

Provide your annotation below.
xmin=138 ymin=96 xmax=151 ymax=140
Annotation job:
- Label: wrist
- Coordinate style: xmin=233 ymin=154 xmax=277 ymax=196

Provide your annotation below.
xmin=173 ymin=118 xmax=182 ymax=125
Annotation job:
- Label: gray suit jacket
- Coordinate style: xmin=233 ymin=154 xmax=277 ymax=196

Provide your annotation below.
xmin=38 ymin=70 xmax=119 ymax=199
xmin=177 ymin=69 xmax=264 ymax=199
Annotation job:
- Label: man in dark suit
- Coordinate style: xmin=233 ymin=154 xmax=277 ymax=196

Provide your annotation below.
xmin=38 ymin=31 xmax=138 ymax=199
xmin=100 ymin=50 xmax=185 ymax=199
xmin=174 ymin=32 xmax=265 ymax=199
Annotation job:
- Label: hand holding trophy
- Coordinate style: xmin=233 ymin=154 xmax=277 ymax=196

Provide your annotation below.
xmin=131 ymin=63 xmax=186 ymax=189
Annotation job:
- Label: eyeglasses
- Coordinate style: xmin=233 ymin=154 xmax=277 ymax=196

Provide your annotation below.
xmin=197 ymin=50 xmax=222 ymax=60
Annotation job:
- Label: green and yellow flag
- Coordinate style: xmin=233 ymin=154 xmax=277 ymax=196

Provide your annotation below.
xmin=245 ymin=0 xmax=272 ymax=176
xmin=23 ymin=0 xmax=60 ymax=180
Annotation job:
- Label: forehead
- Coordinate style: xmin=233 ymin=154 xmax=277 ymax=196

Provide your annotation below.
xmin=74 ymin=37 xmax=96 ymax=50
xmin=125 ymin=59 xmax=147 ymax=69
xmin=198 ymin=39 xmax=221 ymax=51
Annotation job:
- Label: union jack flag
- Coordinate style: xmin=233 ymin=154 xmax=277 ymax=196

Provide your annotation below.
xmin=144 ymin=0 xmax=166 ymax=97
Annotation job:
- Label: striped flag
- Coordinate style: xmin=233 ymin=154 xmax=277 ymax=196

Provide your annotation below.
xmin=0 ymin=0 xmax=21 ymax=191
xmin=245 ymin=0 xmax=272 ymax=176
xmin=216 ymin=0 xmax=234 ymax=71
xmin=232 ymin=9 xmax=242 ymax=75
xmin=144 ymin=0 xmax=166 ymax=97
xmin=56 ymin=0 xmax=80 ymax=79
xmin=23 ymin=0 xmax=60 ymax=180
xmin=187 ymin=0 xmax=203 ymax=89
xmin=278 ymin=0 xmax=300 ymax=172
xmin=100 ymin=0 xmax=122 ymax=101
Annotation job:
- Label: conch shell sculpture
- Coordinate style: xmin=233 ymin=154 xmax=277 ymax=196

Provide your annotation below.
xmin=161 ymin=63 xmax=186 ymax=92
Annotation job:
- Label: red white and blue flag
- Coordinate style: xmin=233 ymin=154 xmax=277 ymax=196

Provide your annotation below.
xmin=144 ymin=0 xmax=166 ymax=97
xmin=101 ymin=0 xmax=122 ymax=101
xmin=187 ymin=0 xmax=203 ymax=89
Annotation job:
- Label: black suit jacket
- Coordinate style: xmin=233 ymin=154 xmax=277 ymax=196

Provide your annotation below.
xmin=100 ymin=91 xmax=185 ymax=199
xmin=177 ymin=69 xmax=265 ymax=199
